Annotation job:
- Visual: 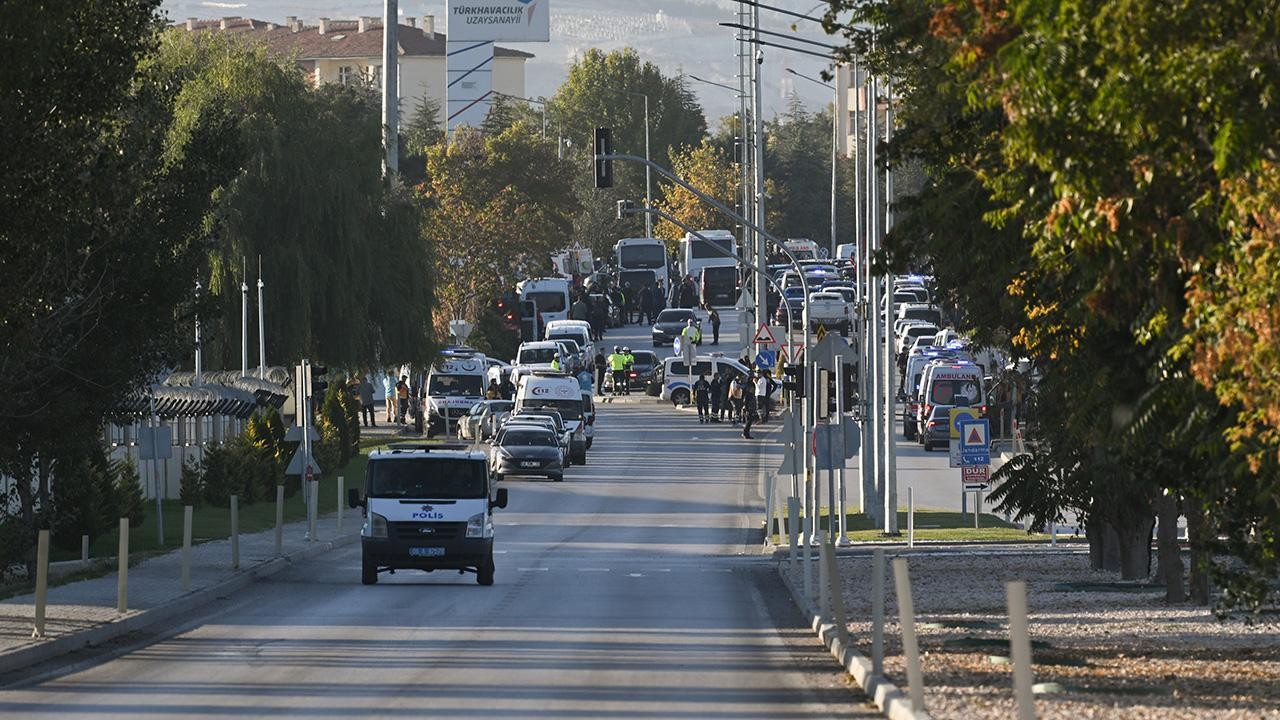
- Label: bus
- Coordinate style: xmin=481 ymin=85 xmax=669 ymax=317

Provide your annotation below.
xmin=679 ymin=230 xmax=737 ymax=283
xmin=613 ymin=238 xmax=669 ymax=291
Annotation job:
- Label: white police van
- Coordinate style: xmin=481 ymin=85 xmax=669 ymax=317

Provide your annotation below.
xmin=515 ymin=371 xmax=588 ymax=464
xmin=348 ymin=444 xmax=508 ymax=585
xmin=426 ymin=348 xmax=489 ymax=437
xmin=657 ymin=353 xmax=760 ymax=406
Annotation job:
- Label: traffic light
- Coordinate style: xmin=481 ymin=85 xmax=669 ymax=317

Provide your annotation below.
xmin=593 ymin=127 xmax=613 ymax=188
xmin=842 ymin=362 xmax=859 ymax=411
xmin=781 ymin=363 xmax=805 ymax=398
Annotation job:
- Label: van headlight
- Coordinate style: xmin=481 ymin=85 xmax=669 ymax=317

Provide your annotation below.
xmin=366 ymin=512 xmax=388 ymax=539
xmin=466 ymin=512 xmax=493 ymax=539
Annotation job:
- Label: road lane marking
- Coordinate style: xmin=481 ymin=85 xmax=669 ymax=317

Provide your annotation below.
xmin=517 ymin=567 xmax=549 ymax=572
xmin=579 ymin=568 xmax=611 ymax=572
xmin=628 ymin=573 xmax=644 ymax=577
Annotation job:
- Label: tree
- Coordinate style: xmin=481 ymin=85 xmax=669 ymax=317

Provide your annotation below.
xmin=654 ymin=141 xmax=740 ymax=245
xmin=420 ymin=123 xmax=577 ymax=334
xmin=0 ymin=2 xmax=230 ymax=564
xmin=147 ymin=31 xmax=438 ymax=370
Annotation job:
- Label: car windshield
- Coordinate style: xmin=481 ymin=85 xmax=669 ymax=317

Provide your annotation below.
xmin=633 ymin=351 xmax=657 ymax=366
xmin=518 ymin=347 xmax=557 ymax=364
xmin=657 ymin=310 xmax=693 ymax=323
xmin=524 ymin=291 xmax=567 ymax=313
xmin=784 ymin=287 xmax=806 ymax=300
xmin=930 ymin=378 xmax=982 ymax=405
xmin=550 ymin=330 xmax=588 ymax=346
xmin=500 ymin=430 xmax=556 ymax=447
xmin=367 ymin=458 xmax=486 ymax=499
xmin=556 ymin=339 xmax=580 ymax=354
xmin=428 ymin=374 xmax=483 ymax=397
xmin=517 ymin=397 xmax=582 ymax=420
xmin=619 ymin=244 xmax=666 ymax=269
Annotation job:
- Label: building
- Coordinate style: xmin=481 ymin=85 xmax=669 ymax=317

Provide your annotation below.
xmin=178 ymin=16 xmax=533 ymax=127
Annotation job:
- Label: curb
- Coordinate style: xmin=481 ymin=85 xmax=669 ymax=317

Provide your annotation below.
xmin=777 ymin=562 xmax=932 ymax=720
xmin=0 ymin=533 xmax=359 ymax=676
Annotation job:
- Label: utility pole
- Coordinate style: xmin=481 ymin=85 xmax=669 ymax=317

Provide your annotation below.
xmin=883 ymin=79 xmax=898 ymax=534
xmin=240 ymin=258 xmax=249 ymax=378
xmin=257 ymin=256 xmax=266 ymax=378
xmin=194 ymin=280 xmax=203 ymax=388
xmin=751 ymin=5 xmax=768 ymax=360
xmin=381 ymin=0 xmax=399 ymax=180
xmin=865 ymin=76 xmax=881 ymax=526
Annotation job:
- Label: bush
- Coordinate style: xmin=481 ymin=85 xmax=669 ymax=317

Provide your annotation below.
xmin=113 ymin=456 xmax=146 ymax=529
xmin=179 ymin=457 xmax=203 ymax=508
xmin=49 ymin=442 xmax=117 ymax=552
xmin=0 ymin=515 xmax=35 ymax=581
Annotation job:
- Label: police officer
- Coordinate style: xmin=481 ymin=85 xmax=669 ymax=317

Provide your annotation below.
xmin=550 ymin=353 xmax=562 ymax=372
xmin=692 ymin=373 xmax=712 ymax=423
xmin=621 ymin=346 xmax=635 ymax=395
xmin=681 ymin=318 xmax=701 ymax=348
xmin=607 ymin=345 xmax=626 ymax=396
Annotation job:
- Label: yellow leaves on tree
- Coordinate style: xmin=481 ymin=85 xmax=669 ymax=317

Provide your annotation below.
xmin=654 ymin=140 xmax=739 ymax=246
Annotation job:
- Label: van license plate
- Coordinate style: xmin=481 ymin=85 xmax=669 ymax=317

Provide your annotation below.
xmin=410 ymin=547 xmax=445 ymax=558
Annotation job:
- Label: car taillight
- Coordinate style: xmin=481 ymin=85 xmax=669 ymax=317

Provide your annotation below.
xmin=924 ymin=404 xmax=933 ymax=418
xmin=928 ymin=421 xmax=942 ymax=427
xmin=629 ymin=372 xmax=637 ymax=378
xmin=980 ymin=404 xmax=987 ymax=415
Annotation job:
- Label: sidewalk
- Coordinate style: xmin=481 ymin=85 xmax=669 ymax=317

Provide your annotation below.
xmin=0 ymin=505 xmax=358 ymax=675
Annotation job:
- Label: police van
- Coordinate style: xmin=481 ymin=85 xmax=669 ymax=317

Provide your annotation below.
xmin=515 ymin=371 xmax=588 ymax=464
xmin=657 ymin=353 xmax=770 ymax=406
xmin=426 ymin=349 xmax=489 ymax=437
xmin=348 ymin=444 xmax=508 ymax=586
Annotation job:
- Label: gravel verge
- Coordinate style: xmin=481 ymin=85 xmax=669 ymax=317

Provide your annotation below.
xmin=783 ymin=550 xmax=1279 ymax=719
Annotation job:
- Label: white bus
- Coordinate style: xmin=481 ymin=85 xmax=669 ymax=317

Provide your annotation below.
xmin=679 ymin=230 xmax=737 ymax=283
xmin=613 ymin=238 xmax=669 ymax=291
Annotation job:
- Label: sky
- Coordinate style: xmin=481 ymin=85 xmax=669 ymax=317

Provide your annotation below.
xmin=159 ymin=0 xmax=846 ymax=123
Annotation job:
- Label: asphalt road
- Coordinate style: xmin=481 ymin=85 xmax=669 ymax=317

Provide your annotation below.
xmin=0 ymin=312 xmax=880 ymax=718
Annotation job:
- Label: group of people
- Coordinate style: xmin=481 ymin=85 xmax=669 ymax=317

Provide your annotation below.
xmin=690 ymin=368 xmax=776 ymax=439
xmin=600 ymin=346 xmax=635 ymax=396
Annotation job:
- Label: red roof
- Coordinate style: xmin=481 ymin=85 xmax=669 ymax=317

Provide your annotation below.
xmin=178 ymin=17 xmax=534 ymax=60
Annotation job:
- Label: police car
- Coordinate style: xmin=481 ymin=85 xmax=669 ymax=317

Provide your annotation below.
xmin=348 ymin=444 xmax=508 ymax=586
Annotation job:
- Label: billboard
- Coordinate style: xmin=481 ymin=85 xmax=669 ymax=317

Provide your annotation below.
xmin=447 ymin=0 xmax=550 ymax=42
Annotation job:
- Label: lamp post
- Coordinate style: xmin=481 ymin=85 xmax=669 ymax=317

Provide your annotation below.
xmin=688 ymin=74 xmax=751 ymax=260
xmin=785 ymin=68 xmax=838 ymax=259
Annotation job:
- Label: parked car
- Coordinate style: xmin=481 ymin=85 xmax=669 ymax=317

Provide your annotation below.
xmin=489 ymin=424 xmax=564 ymax=482
xmin=457 ymin=400 xmax=514 ymax=442
xmin=921 ymin=405 xmax=950 ymax=451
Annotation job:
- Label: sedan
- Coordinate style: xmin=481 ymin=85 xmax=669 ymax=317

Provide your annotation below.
xmin=458 ymin=399 xmax=514 ymax=441
xmin=651 ymin=308 xmax=701 ymax=347
xmin=921 ymin=405 xmax=951 ymax=451
xmin=490 ymin=425 xmax=564 ymax=482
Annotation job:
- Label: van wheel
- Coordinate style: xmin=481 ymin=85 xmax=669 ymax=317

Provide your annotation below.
xmin=672 ymin=389 xmax=690 ymax=406
xmin=361 ymin=551 xmax=378 ymax=585
xmin=477 ymin=554 xmax=495 ymax=586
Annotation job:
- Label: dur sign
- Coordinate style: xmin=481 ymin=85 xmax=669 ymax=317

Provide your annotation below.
xmin=447 ymin=0 xmax=551 ymax=42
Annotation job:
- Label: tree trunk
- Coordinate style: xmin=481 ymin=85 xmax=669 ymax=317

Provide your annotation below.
xmin=1087 ymin=518 xmax=1106 ymax=570
xmin=1185 ymin=501 xmax=1211 ymax=605
xmin=1102 ymin=521 xmax=1123 ymax=573
xmin=1156 ymin=494 xmax=1185 ymax=602
xmin=1115 ymin=514 xmax=1155 ymax=581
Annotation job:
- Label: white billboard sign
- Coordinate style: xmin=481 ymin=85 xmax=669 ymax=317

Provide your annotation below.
xmin=447 ymin=0 xmax=551 ymax=42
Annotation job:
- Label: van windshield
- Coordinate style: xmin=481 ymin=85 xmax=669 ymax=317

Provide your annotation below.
xmin=518 ymin=397 xmax=582 ymax=420
xmin=428 ymin=374 xmax=483 ymax=397
xmin=518 ymin=347 xmax=557 ymax=364
xmin=524 ymin=291 xmax=567 ymax=313
xmin=550 ymin=330 xmax=588 ymax=345
xmin=905 ymin=308 xmax=943 ymax=325
xmin=367 ymin=458 xmax=487 ymax=499
xmin=929 ymin=378 xmax=982 ymax=405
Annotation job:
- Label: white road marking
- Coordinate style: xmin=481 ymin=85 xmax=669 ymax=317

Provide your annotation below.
xmin=517 ymin=567 xmax=550 ymax=572
xmin=579 ymin=568 xmax=611 ymax=572
xmin=628 ymin=573 xmax=644 ymax=578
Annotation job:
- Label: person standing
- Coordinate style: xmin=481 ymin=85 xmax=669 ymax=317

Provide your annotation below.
xmin=742 ymin=386 xmax=758 ymax=439
xmin=395 ymin=375 xmax=410 ymax=424
xmin=358 ymin=375 xmax=376 ymax=427
xmin=570 ymin=294 xmax=589 ymax=322
xmin=485 ymin=379 xmax=501 ymax=400
xmin=622 ymin=347 xmax=635 ymax=396
xmin=708 ymin=371 xmax=723 ymax=422
xmin=729 ymin=375 xmax=744 ymax=425
xmin=383 ymin=372 xmax=396 ymax=423
xmin=754 ymin=370 xmax=771 ymax=423
xmin=594 ymin=349 xmax=607 ymax=396
xmin=639 ymin=283 xmax=654 ymax=325
xmin=707 ymin=306 xmax=721 ymax=345
xmin=608 ymin=346 xmax=626 ymax=396
xmin=692 ymin=373 xmax=712 ymax=423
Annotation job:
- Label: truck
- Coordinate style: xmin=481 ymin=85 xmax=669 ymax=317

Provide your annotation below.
xmin=806 ymin=291 xmax=853 ymax=335
xmin=425 ymin=348 xmax=489 ymax=437
xmin=348 ymin=444 xmax=508 ymax=586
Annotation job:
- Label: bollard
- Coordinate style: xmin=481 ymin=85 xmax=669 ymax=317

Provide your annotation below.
xmin=892 ymin=557 xmax=927 ymax=713
xmin=802 ymin=509 xmax=814 ymax=604
xmin=823 ymin=535 xmax=849 ymax=646
xmin=275 ymin=485 xmax=284 ymax=556
xmin=230 ymin=494 xmax=240 ymax=570
xmin=117 ymin=518 xmax=129 ymax=614
xmin=81 ymin=534 xmax=89 ymax=566
xmin=787 ymin=496 xmax=799 ymax=571
xmin=818 ymin=540 xmax=830 ymax=620
xmin=337 ymin=475 xmax=345 ymax=533
xmin=872 ymin=547 xmax=885 ymax=676
xmin=32 ymin=529 xmax=50 ymax=638
xmin=181 ymin=505 xmax=193 ymax=591
xmin=908 ymin=487 xmax=915 ymax=548
xmin=975 ymin=490 xmax=981 ymax=529
xmin=762 ymin=473 xmax=775 ymax=545
xmin=1050 ymin=521 xmax=1057 ymax=546
xmin=1007 ymin=580 xmax=1037 ymax=720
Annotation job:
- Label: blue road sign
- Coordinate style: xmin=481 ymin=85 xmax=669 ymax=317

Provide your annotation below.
xmin=961 ymin=450 xmax=990 ymax=466
xmin=755 ymin=350 xmax=777 ymax=369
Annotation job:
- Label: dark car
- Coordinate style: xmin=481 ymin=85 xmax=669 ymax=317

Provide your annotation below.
xmin=921 ymin=405 xmax=951 ymax=451
xmin=651 ymin=308 xmax=701 ymax=347
xmin=607 ymin=349 xmax=659 ymax=392
xmin=774 ymin=287 xmax=806 ymax=329
xmin=490 ymin=425 xmax=564 ymax=482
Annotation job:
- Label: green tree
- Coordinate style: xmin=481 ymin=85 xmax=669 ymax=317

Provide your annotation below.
xmin=0 ymin=2 xmax=231 ymax=563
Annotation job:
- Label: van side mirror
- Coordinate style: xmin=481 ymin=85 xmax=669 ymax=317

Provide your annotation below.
xmin=347 ymin=488 xmax=364 ymax=509
xmin=494 ymin=487 xmax=509 ymax=510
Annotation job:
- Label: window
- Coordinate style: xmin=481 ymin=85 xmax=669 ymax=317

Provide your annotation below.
xmin=338 ymin=65 xmax=353 ymax=85
xmin=364 ymin=64 xmax=381 ymax=86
